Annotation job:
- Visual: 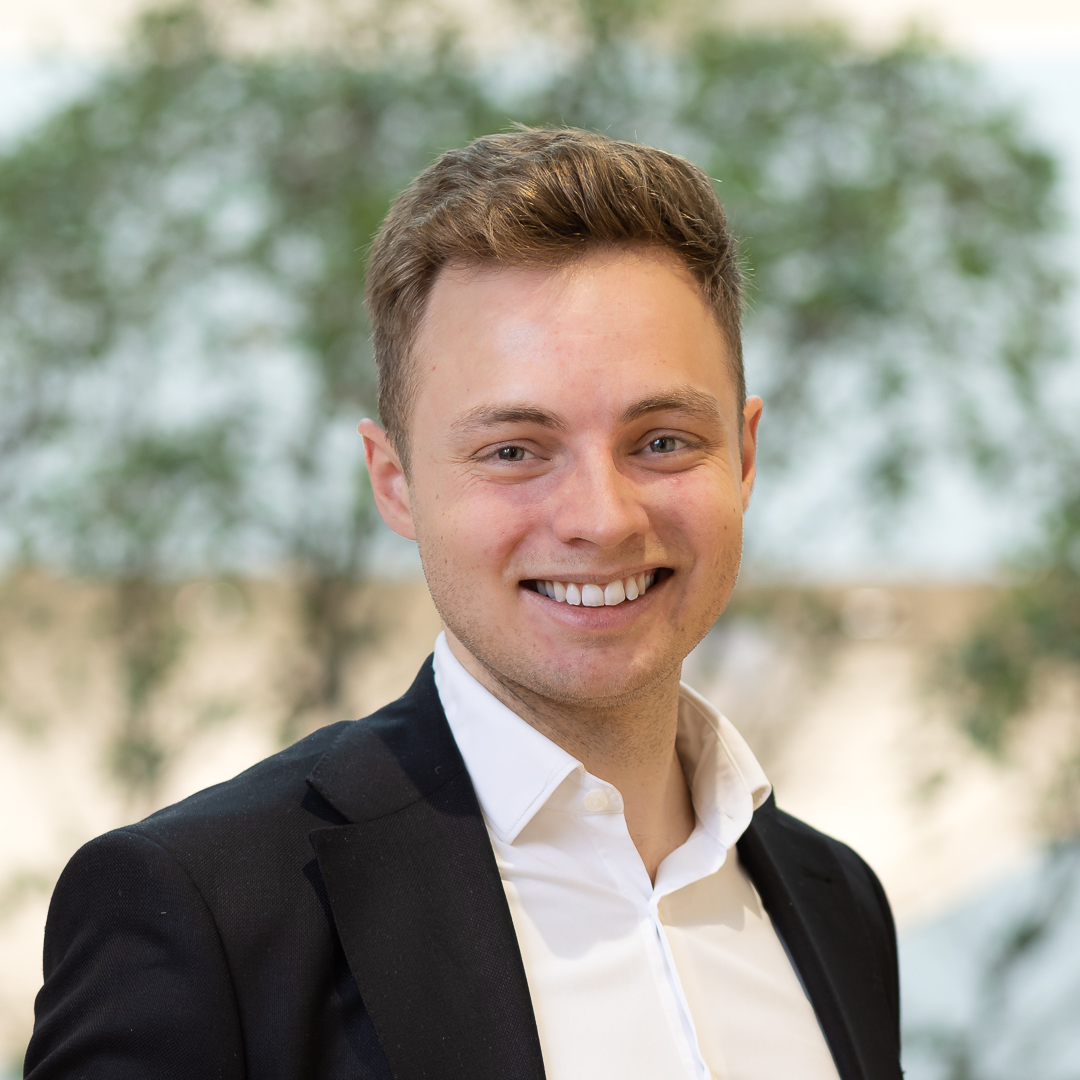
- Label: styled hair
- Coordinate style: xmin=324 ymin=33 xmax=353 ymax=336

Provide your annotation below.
xmin=365 ymin=126 xmax=744 ymax=468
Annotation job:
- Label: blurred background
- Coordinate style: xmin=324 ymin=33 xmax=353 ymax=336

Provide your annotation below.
xmin=1 ymin=0 xmax=1078 ymax=1075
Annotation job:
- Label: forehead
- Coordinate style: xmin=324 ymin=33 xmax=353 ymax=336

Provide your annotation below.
xmin=410 ymin=248 xmax=737 ymax=431
xmin=422 ymin=246 xmax=705 ymax=340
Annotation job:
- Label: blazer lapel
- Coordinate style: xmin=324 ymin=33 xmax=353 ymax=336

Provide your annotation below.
xmin=306 ymin=658 xmax=545 ymax=1080
xmin=737 ymin=796 xmax=902 ymax=1080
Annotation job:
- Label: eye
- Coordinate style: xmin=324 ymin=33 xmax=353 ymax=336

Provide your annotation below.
xmin=647 ymin=436 xmax=682 ymax=454
xmin=496 ymin=446 xmax=527 ymax=462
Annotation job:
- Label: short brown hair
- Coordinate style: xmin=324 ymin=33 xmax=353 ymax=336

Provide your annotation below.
xmin=365 ymin=127 xmax=744 ymax=468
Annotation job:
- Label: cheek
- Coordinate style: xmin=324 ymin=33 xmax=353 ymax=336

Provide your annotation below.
xmin=421 ymin=484 xmax=543 ymax=572
xmin=649 ymin=471 xmax=744 ymax=550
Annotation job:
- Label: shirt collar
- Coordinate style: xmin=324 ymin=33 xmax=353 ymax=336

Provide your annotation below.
xmin=434 ymin=633 xmax=580 ymax=843
xmin=675 ymin=681 xmax=772 ymax=849
xmin=433 ymin=631 xmax=772 ymax=847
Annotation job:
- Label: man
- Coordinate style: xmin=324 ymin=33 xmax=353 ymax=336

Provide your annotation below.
xmin=27 ymin=128 xmax=901 ymax=1079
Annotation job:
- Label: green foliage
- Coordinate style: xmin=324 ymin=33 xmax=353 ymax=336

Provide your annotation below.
xmin=0 ymin=0 xmax=1071 ymax=793
xmin=109 ymin=576 xmax=186 ymax=795
xmin=948 ymin=477 xmax=1080 ymax=830
xmin=40 ymin=426 xmax=245 ymax=576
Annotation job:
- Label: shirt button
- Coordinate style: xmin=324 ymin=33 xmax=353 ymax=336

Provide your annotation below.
xmin=583 ymin=789 xmax=609 ymax=812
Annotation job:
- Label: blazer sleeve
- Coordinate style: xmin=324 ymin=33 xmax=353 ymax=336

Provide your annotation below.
xmin=25 ymin=829 xmax=246 ymax=1080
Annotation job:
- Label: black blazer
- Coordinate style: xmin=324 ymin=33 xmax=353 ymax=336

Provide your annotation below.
xmin=26 ymin=657 xmax=901 ymax=1080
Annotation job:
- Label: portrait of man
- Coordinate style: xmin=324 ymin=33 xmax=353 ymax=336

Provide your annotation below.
xmin=25 ymin=127 xmax=901 ymax=1080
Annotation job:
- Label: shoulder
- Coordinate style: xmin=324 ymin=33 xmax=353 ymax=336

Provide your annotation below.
xmin=54 ymin=655 xmax=449 ymax=913
xmin=131 ymin=719 xmax=353 ymax=844
xmin=758 ymin=800 xmax=894 ymax=926
xmin=46 ymin=720 xmax=355 ymax=941
xmin=80 ymin=722 xmax=351 ymax=886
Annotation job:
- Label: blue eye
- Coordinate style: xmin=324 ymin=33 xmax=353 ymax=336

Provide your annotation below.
xmin=497 ymin=446 xmax=527 ymax=462
xmin=649 ymin=437 xmax=680 ymax=453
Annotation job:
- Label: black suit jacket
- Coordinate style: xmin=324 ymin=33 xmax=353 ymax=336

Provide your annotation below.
xmin=26 ymin=657 xmax=901 ymax=1079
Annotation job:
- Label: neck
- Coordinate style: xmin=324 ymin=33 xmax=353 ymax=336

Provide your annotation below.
xmin=446 ymin=633 xmax=696 ymax=881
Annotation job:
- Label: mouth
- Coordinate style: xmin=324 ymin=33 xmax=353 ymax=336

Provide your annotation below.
xmin=524 ymin=569 xmax=669 ymax=608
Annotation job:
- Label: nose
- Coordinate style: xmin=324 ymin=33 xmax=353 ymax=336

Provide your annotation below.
xmin=550 ymin=449 xmax=650 ymax=549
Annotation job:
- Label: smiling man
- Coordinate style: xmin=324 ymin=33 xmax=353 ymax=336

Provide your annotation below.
xmin=27 ymin=129 xmax=901 ymax=1080
xmin=362 ymin=247 xmax=755 ymax=885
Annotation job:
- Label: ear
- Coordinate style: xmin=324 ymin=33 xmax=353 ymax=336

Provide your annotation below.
xmin=359 ymin=419 xmax=417 ymax=541
xmin=740 ymin=396 xmax=764 ymax=512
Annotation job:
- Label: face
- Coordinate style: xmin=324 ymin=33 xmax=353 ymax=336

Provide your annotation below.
xmin=362 ymin=247 xmax=762 ymax=711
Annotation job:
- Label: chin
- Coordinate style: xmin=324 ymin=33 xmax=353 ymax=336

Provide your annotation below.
xmin=507 ymin=646 xmax=682 ymax=708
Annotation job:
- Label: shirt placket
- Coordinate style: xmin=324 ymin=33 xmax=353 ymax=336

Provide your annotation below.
xmin=578 ymin=778 xmax=713 ymax=1080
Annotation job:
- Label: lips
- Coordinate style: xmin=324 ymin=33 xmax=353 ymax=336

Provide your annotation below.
xmin=530 ymin=571 xmax=659 ymax=607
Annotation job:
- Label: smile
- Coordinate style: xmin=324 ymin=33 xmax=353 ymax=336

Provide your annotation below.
xmin=528 ymin=572 xmax=660 ymax=607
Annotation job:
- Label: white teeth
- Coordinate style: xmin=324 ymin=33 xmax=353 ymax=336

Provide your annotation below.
xmin=581 ymin=584 xmax=605 ymax=607
xmin=534 ymin=572 xmax=658 ymax=607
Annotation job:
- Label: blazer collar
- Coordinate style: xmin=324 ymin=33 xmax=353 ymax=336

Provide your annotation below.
xmin=738 ymin=796 xmax=902 ymax=1080
xmin=306 ymin=658 xmax=546 ymax=1080
xmin=307 ymin=654 xmax=466 ymax=824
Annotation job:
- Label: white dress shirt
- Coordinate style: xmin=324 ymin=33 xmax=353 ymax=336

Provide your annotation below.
xmin=433 ymin=632 xmax=841 ymax=1080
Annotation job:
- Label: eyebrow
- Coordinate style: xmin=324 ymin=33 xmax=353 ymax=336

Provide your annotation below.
xmin=618 ymin=387 xmax=726 ymax=427
xmin=448 ymin=386 xmax=726 ymax=439
xmin=449 ymin=403 xmax=568 ymax=438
